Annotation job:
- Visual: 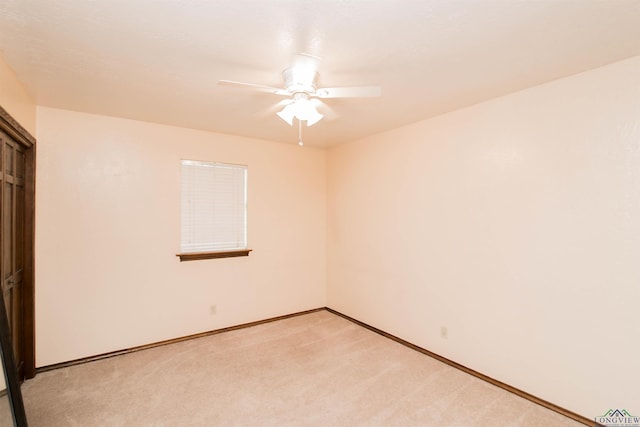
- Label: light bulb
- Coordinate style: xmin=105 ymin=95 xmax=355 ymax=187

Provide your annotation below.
xmin=298 ymin=140 xmax=304 ymax=147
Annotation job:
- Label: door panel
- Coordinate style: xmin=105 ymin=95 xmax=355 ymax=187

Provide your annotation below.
xmin=0 ymin=132 xmax=27 ymax=379
xmin=0 ymin=108 xmax=34 ymax=380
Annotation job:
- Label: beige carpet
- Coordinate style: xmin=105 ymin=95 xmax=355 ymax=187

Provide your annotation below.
xmin=21 ymin=310 xmax=583 ymax=426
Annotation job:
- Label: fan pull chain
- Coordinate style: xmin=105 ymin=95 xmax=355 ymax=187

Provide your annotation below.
xmin=298 ymin=119 xmax=304 ymax=146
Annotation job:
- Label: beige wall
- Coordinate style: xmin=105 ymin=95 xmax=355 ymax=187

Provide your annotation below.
xmin=327 ymin=56 xmax=640 ymax=417
xmin=0 ymin=52 xmax=35 ymax=135
xmin=35 ymin=107 xmax=326 ymax=366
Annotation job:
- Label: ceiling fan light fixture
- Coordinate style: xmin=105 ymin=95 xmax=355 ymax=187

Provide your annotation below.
xmin=277 ymin=94 xmax=323 ymax=126
xmin=220 ymin=53 xmax=381 ymax=139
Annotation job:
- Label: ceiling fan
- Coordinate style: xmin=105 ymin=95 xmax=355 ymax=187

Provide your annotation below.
xmin=218 ymin=54 xmax=381 ymax=130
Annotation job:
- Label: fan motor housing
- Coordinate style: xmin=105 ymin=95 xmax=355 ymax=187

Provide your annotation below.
xmin=283 ymin=67 xmax=318 ymax=94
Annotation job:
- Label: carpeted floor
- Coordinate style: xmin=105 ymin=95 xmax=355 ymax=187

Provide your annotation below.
xmin=21 ymin=310 xmax=583 ymax=426
xmin=0 ymin=393 xmax=12 ymax=427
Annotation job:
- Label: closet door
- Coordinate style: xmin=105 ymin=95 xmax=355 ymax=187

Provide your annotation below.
xmin=0 ymin=131 xmax=27 ymax=379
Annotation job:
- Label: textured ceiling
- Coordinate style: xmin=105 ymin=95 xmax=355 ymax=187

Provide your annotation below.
xmin=1 ymin=0 xmax=640 ymax=147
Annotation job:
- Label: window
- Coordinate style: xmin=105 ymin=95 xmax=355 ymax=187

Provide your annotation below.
xmin=178 ymin=159 xmax=250 ymax=261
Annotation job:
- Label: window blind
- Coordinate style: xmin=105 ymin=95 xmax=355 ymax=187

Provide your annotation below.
xmin=181 ymin=160 xmax=247 ymax=253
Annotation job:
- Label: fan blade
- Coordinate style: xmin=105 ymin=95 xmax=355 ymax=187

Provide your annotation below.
xmin=218 ymin=80 xmax=289 ymax=95
xmin=315 ymin=86 xmax=381 ymax=98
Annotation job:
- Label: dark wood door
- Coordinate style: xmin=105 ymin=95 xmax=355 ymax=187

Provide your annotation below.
xmin=0 ymin=130 xmax=27 ymax=379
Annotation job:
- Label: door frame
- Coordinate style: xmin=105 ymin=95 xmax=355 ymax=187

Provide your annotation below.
xmin=0 ymin=105 xmax=35 ymax=379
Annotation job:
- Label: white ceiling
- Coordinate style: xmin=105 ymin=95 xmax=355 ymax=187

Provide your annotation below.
xmin=1 ymin=1 xmax=640 ymax=147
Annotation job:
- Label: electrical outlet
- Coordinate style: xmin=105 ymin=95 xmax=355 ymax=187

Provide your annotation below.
xmin=209 ymin=305 xmax=217 ymax=315
xmin=440 ymin=326 xmax=448 ymax=339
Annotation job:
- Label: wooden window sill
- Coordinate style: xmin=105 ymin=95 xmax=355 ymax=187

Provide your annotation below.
xmin=176 ymin=249 xmax=252 ymax=262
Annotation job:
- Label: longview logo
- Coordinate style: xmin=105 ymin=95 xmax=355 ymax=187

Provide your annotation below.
xmin=596 ymin=409 xmax=640 ymax=427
